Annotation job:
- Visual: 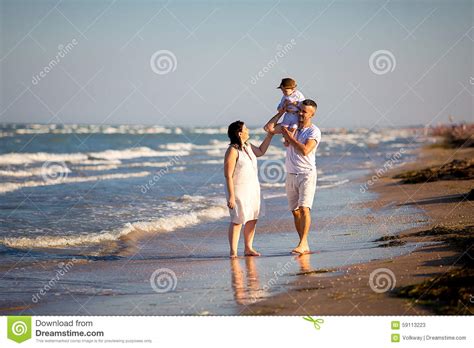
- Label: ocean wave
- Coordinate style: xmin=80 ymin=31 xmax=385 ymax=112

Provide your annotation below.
xmin=261 ymin=182 xmax=286 ymax=188
xmin=0 ymin=171 xmax=150 ymax=194
xmin=0 ymin=165 xmax=71 ymax=178
xmin=190 ymin=127 xmax=228 ymax=134
xmin=318 ymin=179 xmax=349 ymax=189
xmin=0 ymin=203 xmax=228 ymax=249
xmin=263 ymin=192 xmax=287 ymax=199
xmin=318 ymin=174 xmax=338 ymax=181
xmin=73 ymin=160 xmax=178 ymax=171
xmin=159 ymin=142 xmax=229 ymax=151
xmin=200 ymin=159 xmax=222 ymax=165
xmin=0 ymin=147 xmax=189 ymax=166
xmin=0 ymin=124 xmax=183 ymax=136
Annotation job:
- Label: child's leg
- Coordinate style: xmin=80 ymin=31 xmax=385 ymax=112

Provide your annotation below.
xmin=228 ymin=222 xmax=242 ymax=258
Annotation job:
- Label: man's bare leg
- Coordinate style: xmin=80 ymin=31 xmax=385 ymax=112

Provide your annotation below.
xmin=292 ymin=209 xmax=303 ymax=239
xmin=292 ymin=206 xmax=311 ymax=254
xmin=243 ymin=219 xmax=261 ymax=256
xmin=228 ymin=222 xmax=242 ymax=258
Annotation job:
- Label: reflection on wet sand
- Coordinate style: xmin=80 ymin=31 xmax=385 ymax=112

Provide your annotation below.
xmin=230 ymin=253 xmax=314 ymax=306
xmin=230 ymin=257 xmax=264 ymax=305
xmin=295 ymin=253 xmax=312 ymax=274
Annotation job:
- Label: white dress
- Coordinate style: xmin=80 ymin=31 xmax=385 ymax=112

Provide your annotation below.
xmin=228 ymin=143 xmax=261 ymax=224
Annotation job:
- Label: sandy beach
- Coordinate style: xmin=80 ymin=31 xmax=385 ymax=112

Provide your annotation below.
xmin=244 ymin=144 xmax=473 ymax=315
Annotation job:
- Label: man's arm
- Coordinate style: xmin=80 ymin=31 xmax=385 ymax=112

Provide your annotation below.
xmin=281 ymin=127 xmax=317 ymax=156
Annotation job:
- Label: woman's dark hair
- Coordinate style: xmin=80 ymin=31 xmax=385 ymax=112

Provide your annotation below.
xmin=227 ymin=120 xmax=245 ymax=150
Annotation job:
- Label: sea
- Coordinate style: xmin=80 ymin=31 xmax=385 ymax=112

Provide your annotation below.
xmin=0 ymin=123 xmax=432 ymax=314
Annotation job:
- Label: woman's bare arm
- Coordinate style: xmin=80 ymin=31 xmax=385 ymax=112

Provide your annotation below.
xmin=251 ymin=132 xmax=274 ymax=157
xmin=224 ymin=146 xmax=238 ymax=209
xmin=264 ymin=110 xmax=285 ymax=134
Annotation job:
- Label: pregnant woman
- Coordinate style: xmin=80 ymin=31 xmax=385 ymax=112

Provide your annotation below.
xmin=224 ymin=121 xmax=274 ymax=258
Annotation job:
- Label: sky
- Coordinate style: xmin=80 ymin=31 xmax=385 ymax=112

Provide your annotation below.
xmin=0 ymin=0 xmax=472 ymax=128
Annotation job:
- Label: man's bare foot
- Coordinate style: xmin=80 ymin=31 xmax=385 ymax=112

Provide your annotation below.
xmin=230 ymin=252 xmax=238 ymax=258
xmin=244 ymin=249 xmax=261 ymax=257
xmin=291 ymin=245 xmax=310 ymax=255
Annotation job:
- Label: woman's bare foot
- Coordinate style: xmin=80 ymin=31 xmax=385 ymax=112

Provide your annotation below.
xmin=244 ymin=248 xmax=261 ymax=257
xmin=291 ymin=245 xmax=310 ymax=255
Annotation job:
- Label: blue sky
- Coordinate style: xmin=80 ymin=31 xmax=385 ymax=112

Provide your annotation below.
xmin=0 ymin=0 xmax=472 ymax=128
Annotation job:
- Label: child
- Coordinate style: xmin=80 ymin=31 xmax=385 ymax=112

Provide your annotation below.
xmin=265 ymin=78 xmax=305 ymax=146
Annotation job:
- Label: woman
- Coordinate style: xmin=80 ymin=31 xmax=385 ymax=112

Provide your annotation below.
xmin=224 ymin=121 xmax=273 ymax=258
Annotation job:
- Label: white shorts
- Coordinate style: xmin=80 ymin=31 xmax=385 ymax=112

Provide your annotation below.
xmin=285 ymin=171 xmax=317 ymax=211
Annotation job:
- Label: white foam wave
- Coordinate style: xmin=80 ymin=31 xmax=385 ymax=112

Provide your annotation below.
xmin=1 ymin=204 xmax=228 ymax=249
xmin=2 ymin=124 xmax=180 ymax=136
xmin=0 ymin=147 xmax=189 ymax=166
xmin=0 ymin=171 xmax=150 ymax=194
xmin=318 ymin=179 xmax=349 ymax=189
xmin=0 ymin=165 xmax=71 ymax=178
xmin=159 ymin=141 xmax=229 ymax=152
xmin=73 ymin=161 xmax=177 ymax=171
xmin=261 ymin=182 xmax=286 ymax=188
xmin=201 ymin=159 xmax=222 ymax=165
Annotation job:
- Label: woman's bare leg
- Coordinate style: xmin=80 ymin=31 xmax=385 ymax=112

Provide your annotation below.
xmin=228 ymin=222 xmax=242 ymax=258
xmin=243 ymin=219 xmax=260 ymax=256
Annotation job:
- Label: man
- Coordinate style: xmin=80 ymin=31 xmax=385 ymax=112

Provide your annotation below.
xmin=265 ymin=99 xmax=321 ymax=254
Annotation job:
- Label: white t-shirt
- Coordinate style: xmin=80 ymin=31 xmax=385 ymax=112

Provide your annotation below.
xmin=277 ymin=90 xmax=305 ymax=128
xmin=285 ymin=124 xmax=321 ymax=174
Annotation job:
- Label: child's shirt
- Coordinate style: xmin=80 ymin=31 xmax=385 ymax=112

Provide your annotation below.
xmin=277 ymin=90 xmax=305 ymax=128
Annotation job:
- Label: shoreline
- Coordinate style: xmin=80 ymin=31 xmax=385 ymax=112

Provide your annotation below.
xmin=244 ymin=145 xmax=473 ymax=315
xmin=1 ymin=140 xmax=471 ymax=315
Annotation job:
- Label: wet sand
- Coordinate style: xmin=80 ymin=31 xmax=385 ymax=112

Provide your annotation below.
xmin=0 ymin=175 xmax=426 ymax=315
xmin=244 ymin=146 xmax=474 ymax=315
xmin=1 ymin=146 xmax=471 ymax=316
